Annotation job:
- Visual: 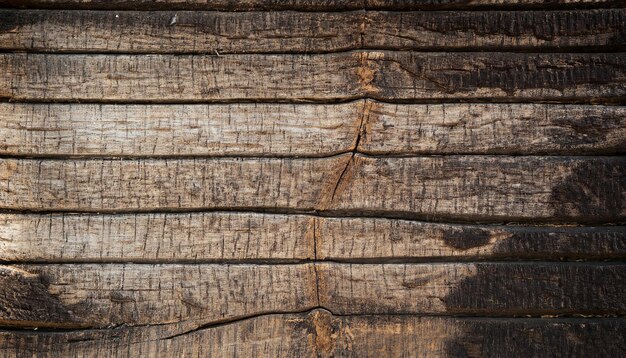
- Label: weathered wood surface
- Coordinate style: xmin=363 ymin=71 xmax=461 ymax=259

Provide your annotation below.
xmin=1 ymin=310 xmax=624 ymax=357
xmin=1 ymin=10 xmax=623 ymax=53
xmin=318 ymin=263 xmax=626 ymax=316
xmin=1 ymin=0 xmax=622 ymax=10
xmin=0 ymin=156 xmax=622 ymax=223
xmin=0 ymin=103 xmax=361 ymax=157
xmin=364 ymin=10 xmax=626 ymax=51
xmin=1 ymin=213 xmax=624 ymax=262
xmin=316 ymin=217 xmax=626 ymax=261
xmin=0 ymin=264 xmax=317 ymax=329
xmin=358 ymin=102 xmax=626 ymax=155
xmin=331 ymin=155 xmax=624 ymax=222
xmin=0 ymin=11 xmax=361 ymax=54
xmin=0 ymin=156 xmax=350 ymax=212
xmin=0 ymin=263 xmax=622 ymax=329
xmin=1 ymin=102 xmax=624 ymax=157
xmin=0 ymin=213 xmax=315 ymax=262
xmin=1 ymin=52 xmax=624 ymax=102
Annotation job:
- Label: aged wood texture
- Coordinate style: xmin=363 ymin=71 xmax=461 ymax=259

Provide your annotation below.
xmin=0 ymin=213 xmax=315 ymax=262
xmin=0 ymin=263 xmax=622 ymax=329
xmin=0 ymin=264 xmax=317 ymax=329
xmin=1 ymin=311 xmax=624 ymax=357
xmin=0 ymin=0 xmax=622 ymax=10
xmin=1 ymin=213 xmax=624 ymax=262
xmin=1 ymin=102 xmax=624 ymax=157
xmin=0 ymin=11 xmax=361 ymax=54
xmin=363 ymin=10 xmax=626 ymax=51
xmin=1 ymin=52 xmax=624 ymax=102
xmin=1 ymin=10 xmax=624 ymax=53
xmin=330 ymin=155 xmax=624 ymax=222
xmin=358 ymin=102 xmax=626 ymax=155
xmin=316 ymin=217 xmax=626 ymax=261
xmin=0 ymin=156 xmax=622 ymax=223
xmin=0 ymin=156 xmax=350 ymax=212
xmin=0 ymin=103 xmax=361 ymax=157
xmin=318 ymin=263 xmax=626 ymax=316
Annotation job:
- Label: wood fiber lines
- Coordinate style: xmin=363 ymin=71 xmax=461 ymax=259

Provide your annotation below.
xmin=0 ymin=2 xmax=624 ymax=357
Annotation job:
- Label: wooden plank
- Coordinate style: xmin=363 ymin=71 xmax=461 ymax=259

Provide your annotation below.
xmin=0 ymin=264 xmax=317 ymax=329
xmin=364 ymin=10 xmax=626 ymax=51
xmin=0 ymin=311 xmax=624 ymax=357
xmin=0 ymin=102 xmax=361 ymax=157
xmin=1 ymin=52 xmax=623 ymax=102
xmin=330 ymin=155 xmax=625 ymax=223
xmin=365 ymin=0 xmax=626 ymax=10
xmin=317 ymin=263 xmax=626 ymax=316
xmin=0 ymin=53 xmax=363 ymax=103
xmin=0 ymin=102 xmax=622 ymax=157
xmin=2 ymin=10 xmax=623 ymax=53
xmin=316 ymin=217 xmax=626 ymax=261
xmin=1 ymin=262 xmax=622 ymax=328
xmin=358 ymin=102 xmax=626 ymax=155
xmin=0 ymin=0 xmax=621 ymax=10
xmin=0 ymin=156 xmax=350 ymax=212
xmin=0 ymin=10 xmax=362 ymax=54
xmin=363 ymin=52 xmax=626 ymax=102
xmin=0 ymin=213 xmax=315 ymax=262
xmin=1 ymin=213 xmax=624 ymax=262
xmin=1 ymin=156 xmax=622 ymax=223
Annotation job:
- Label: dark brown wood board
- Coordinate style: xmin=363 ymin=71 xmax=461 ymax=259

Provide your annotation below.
xmin=0 ymin=1 xmax=624 ymax=356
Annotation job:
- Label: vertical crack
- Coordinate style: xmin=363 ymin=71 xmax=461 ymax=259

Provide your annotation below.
xmin=313 ymin=218 xmax=321 ymax=307
xmin=328 ymin=100 xmax=369 ymax=206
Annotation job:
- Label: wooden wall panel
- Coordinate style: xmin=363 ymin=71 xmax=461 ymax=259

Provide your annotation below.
xmin=0 ymin=1 xmax=623 ymax=356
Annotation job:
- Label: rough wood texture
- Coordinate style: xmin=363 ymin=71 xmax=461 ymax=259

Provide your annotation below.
xmin=1 ymin=263 xmax=622 ymax=329
xmin=0 ymin=156 xmax=350 ymax=212
xmin=316 ymin=217 xmax=626 ymax=261
xmin=363 ymin=10 xmax=626 ymax=51
xmin=0 ymin=264 xmax=317 ymax=329
xmin=318 ymin=263 xmax=626 ymax=316
xmin=1 ymin=156 xmax=622 ymax=223
xmin=0 ymin=213 xmax=315 ymax=262
xmin=1 ymin=311 xmax=624 ymax=357
xmin=0 ymin=102 xmax=360 ymax=157
xmin=0 ymin=0 xmax=621 ymax=10
xmin=330 ymin=156 xmax=624 ymax=222
xmin=1 ymin=10 xmax=623 ymax=53
xmin=0 ymin=11 xmax=362 ymax=54
xmin=1 ymin=213 xmax=624 ymax=262
xmin=1 ymin=52 xmax=623 ymax=102
xmin=358 ymin=102 xmax=626 ymax=155
xmin=1 ymin=101 xmax=624 ymax=157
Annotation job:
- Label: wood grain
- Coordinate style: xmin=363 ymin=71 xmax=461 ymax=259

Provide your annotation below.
xmin=0 ymin=156 xmax=350 ymax=212
xmin=0 ymin=213 xmax=315 ymax=262
xmin=0 ymin=102 xmax=361 ymax=157
xmin=330 ymin=155 xmax=625 ymax=223
xmin=1 ymin=156 xmax=622 ymax=223
xmin=318 ymin=262 xmax=626 ymax=316
xmin=1 ymin=263 xmax=621 ymax=329
xmin=1 ymin=52 xmax=623 ymax=102
xmin=1 ymin=213 xmax=624 ymax=262
xmin=0 ymin=264 xmax=317 ymax=329
xmin=0 ymin=53 xmax=363 ymax=103
xmin=1 ymin=101 xmax=623 ymax=157
xmin=364 ymin=10 xmax=626 ymax=51
xmin=364 ymin=52 xmax=626 ymax=102
xmin=0 ymin=0 xmax=621 ymax=10
xmin=0 ymin=10 xmax=361 ymax=54
xmin=358 ymin=102 xmax=626 ymax=155
xmin=1 ymin=10 xmax=623 ymax=53
xmin=316 ymin=217 xmax=626 ymax=261
xmin=0 ymin=310 xmax=623 ymax=357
